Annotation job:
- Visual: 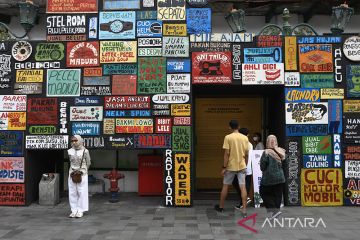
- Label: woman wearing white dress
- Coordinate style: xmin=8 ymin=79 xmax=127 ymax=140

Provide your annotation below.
xmin=67 ymin=135 xmax=91 ymax=218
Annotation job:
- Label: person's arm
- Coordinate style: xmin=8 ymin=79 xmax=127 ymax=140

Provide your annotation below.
xmin=85 ymin=149 xmax=91 ymax=169
xmin=260 ymin=152 xmax=268 ymax=171
xmin=223 ymin=149 xmax=230 ymax=168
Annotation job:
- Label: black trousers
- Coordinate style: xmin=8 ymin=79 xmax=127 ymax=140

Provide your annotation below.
xmin=259 ymin=183 xmax=283 ymax=212
xmin=232 ymin=174 xmax=252 ymax=204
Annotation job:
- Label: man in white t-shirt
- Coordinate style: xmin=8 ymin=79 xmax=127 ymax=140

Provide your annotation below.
xmin=232 ymin=128 xmax=253 ymax=210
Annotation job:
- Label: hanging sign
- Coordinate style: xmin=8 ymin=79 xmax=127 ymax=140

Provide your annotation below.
xmin=0 ymin=131 xmax=23 ymax=157
xmin=46 ymin=14 xmax=87 ymax=41
xmin=66 ymin=42 xmax=99 ymax=67
xmin=25 ymin=135 xmax=68 ymax=149
xmin=0 ymin=157 xmax=24 ymax=183
xmin=192 ymin=52 xmax=232 ymax=84
xmin=46 ymin=0 xmax=98 ymax=13
xmin=242 ymin=63 xmax=284 ymax=85
xmin=343 ymin=36 xmax=360 ymax=62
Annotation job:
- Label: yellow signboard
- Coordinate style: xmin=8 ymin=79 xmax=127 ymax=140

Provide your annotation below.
xmin=301 ymin=168 xmax=343 ymax=206
xmin=171 ymin=104 xmax=191 ymax=116
xmin=163 ymin=24 xmax=187 ymax=36
xmin=16 ymin=70 xmax=43 ymax=82
xmin=100 ymin=41 xmax=137 ymax=63
xmin=344 ymin=100 xmax=360 ymax=112
xmin=320 ymin=88 xmax=344 ymax=99
xmin=103 ymin=118 xmax=115 ymax=135
xmin=175 ymin=153 xmax=191 ymax=206
xmin=285 ymin=36 xmax=297 ymax=71
xmin=0 ymin=112 xmax=26 ymax=130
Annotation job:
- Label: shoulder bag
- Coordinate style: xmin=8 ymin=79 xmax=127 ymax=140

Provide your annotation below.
xmin=70 ymin=150 xmax=85 ymax=184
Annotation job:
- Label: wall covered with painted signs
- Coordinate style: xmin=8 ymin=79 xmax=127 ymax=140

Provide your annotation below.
xmin=0 ymin=0 xmax=359 ymax=207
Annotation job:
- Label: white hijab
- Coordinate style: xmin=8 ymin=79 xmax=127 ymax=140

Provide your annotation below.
xmin=71 ymin=135 xmax=85 ymax=150
xmin=265 ymin=135 xmax=285 ymax=162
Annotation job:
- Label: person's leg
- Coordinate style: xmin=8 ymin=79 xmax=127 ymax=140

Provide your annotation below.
xmin=237 ymin=170 xmax=247 ymax=213
xmin=68 ymin=176 xmax=78 ymax=216
xmin=245 ymin=175 xmax=252 ymax=203
xmin=232 ymin=176 xmax=241 ymax=200
xmin=217 ymin=171 xmax=235 ymax=210
xmin=219 ymin=184 xmax=229 ymax=208
xmin=76 ymin=174 xmax=89 ymax=217
xmin=274 ymin=183 xmax=283 ymax=210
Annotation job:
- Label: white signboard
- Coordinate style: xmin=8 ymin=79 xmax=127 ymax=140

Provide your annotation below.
xmin=345 ymin=160 xmax=360 ymax=179
xmin=162 ymin=37 xmax=189 ymax=57
xmin=190 ymin=33 xmax=254 ymax=43
xmin=138 ymin=48 xmax=162 ymax=57
xmin=152 ymin=94 xmax=190 ymax=104
xmin=138 ymin=38 xmax=162 ymax=47
xmin=25 ymin=135 xmax=68 ymax=149
xmin=70 ymin=106 xmax=103 ymax=121
xmin=242 ymin=63 xmax=284 ymax=85
xmin=0 ymin=95 xmax=26 ymax=111
xmin=343 ymin=36 xmax=360 ymax=62
xmin=285 ymin=72 xmax=300 ymax=87
xmin=250 ymin=150 xmax=264 ymax=208
xmin=285 ymin=102 xmax=329 ymax=124
xmin=167 ymin=74 xmax=190 ymax=93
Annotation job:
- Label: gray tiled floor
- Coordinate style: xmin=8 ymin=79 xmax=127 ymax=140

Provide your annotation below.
xmin=0 ymin=194 xmax=359 ymax=240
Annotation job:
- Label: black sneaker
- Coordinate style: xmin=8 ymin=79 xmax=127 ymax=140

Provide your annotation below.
xmin=214 ymin=204 xmax=224 ymax=213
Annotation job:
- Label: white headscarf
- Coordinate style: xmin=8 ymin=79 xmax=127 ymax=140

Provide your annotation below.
xmin=71 ymin=135 xmax=84 ymax=150
xmin=265 ymin=135 xmax=285 ymax=162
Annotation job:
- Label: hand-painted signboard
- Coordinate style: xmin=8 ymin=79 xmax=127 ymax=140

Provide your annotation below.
xmin=174 ymin=153 xmax=191 ymax=206
xmin=346 ymin=65 xmax=360 ymax=98
xmin=0 ymin=95 xmax=26 ymax=111
xmin=103 ymin=118 xmax=115 ymax=135
xmin=0 ymin=184 xmax=25 ymax=205
xmin=46 ymin=0 xmax=98 ymax=13
xmin=66 ymin=42 xmax=99 ymax=67
xmin=284 ymin=72 xmax=300 ymax=87
xmin=343 ymin=113 xmax=360 ymax=144
xmin=285 ymin=88 xmax=320 ymax=102
xmin=242 ymin=63 xmax=284 ymax=85
xmin=344 ymin=100 xmax=360 ymax=113
xmin=171 ymin=104 xmax=191 ymax=116
xmin=100 ymin=41 xmax=137 ymax=63
xmin=83 ymin=76 xmax=110 ymax=86
xmin=300 ymin=74 xmax=334 ymax=88
xmin=28 ymin=126 xmax=56 ymax=135
xmin=333 ymin=134 xmax=342 ymax=168
xmin=244 ymin=47 xmax=282 ymax=63
xmin=186 ymin=8 xmax=211 ymax=34
xmin=302 ymin=136 xmax=332 ymax=154
xmin=345 ymin=161 xmax=360 ymax=179
xmin=284 ymin=36 xmax=297 ymax=71
xmin=192 ymin=52 xmax=232 ymax=84
xmin=285 ymin=138 xmax=301 ymax=206
xmin=16 ymin=70 xmax=43 ymax=83
xmin=138 ymin=38 xmax=162 ymax=47
xmin=344 ymin=178 xmax=360 ymax=206
xmin=0 ymin=112 xmax=26 ymax=130
xmin=320 ymin=88 xmax=344 ymax=99
xmin=47 ymin=69 xmax=81 ymax=97
xmin=134 ymin=134 xmax=171 ymax=148
xmin=107 ymin=135 xmax=134 ymax=149
xmin=299 ymin=44 xmax=333 ymax=72
xmin=137 ymin=20 xmax=162 ymax=37
xmin=99 ymin=11 xmax=136 ymax=39
xmin=303 ymin=155 xmax=332 ymax=168
xmin=103 ymin=0 xmax=140 ymax=10
xmin=172 ymin=126 xmax=191 ymax=152
xmin=81 ymin=86 xmax=111 ymax=95
xmin=189 ymin=33 xmax=253 ymax=43
xmin=70 ymin=106 xmax=103 ymax=121
xmin=328 ymin=100 xmax=342 ymax=134
xmin=162 ymin=37 xmax=189 ymax=57
xmin=138 ymin=57 xmax=166 ymax=94
xmin=343 ymin=36 xmax=360 ymax=62
xmin=167 ymin=59 xmax=190 ymax=73
xmin=152 ymin=94 xmax=189 ymax=104
xmin=157 ymin=0 xmax=186 ymax=21
xmin=0 ymin=157 xmax=24 ymax=183
xmin=25 ymin=135 xmax=68 ymax=149
xmin=35 ymin=43 xmax=64 ymax=61
xmin=105 ymin=96 xmax=150 ymax=109
xmin=286 ymin=103 xmax=328 ymax=124
xmin=173 ymin=116 xmax=191 ymax=125
xmin=163 ymin=23 xmax=187 ymax=36
xmin=112 ymin=75 xmax=137 ymax=95
xmin=115 ymin=118 xmax=153 ymax=133
xmin=0 ymin=131 xmax=23 ymax=157
xmin=301 ymin=168 xmax=343 ymax=206
xmin=46 ymin=14 xmax=87 ymax=41
xmin=72 ymin=122 xmax=100 ymax=136
xmin=167 ymin=74 xmax=191 ymax=93
xmin=155 ymin=118 xmax=172 ymax=133
xmin=27 ymin=98 xmax=58 ymax=125
xmin=286 ymin=125 xmax=328 ymax=136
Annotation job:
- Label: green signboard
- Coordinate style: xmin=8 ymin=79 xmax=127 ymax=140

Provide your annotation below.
xmin=302 ymin=136 xmax=332 ymax=154
xmin=138 ymin=57 xmax=166 ymax=94
xmin=301 ymin=74 xmax=334 ymax=88
xmin=172 ymin=126 xmax=191 ymax=152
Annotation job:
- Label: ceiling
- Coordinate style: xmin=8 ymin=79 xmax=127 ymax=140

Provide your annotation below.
xmin=0 ymin=0 xmax=359 ymax=23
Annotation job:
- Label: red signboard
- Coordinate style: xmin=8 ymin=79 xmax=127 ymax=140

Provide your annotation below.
xmin=84 ymin=67 xmax=103 ymax=77
xmin=192 ymin=52 xmax=232 ymax=84
xmin=155 ymin=118 xmax=172 ymax=133
xmin=66 ymin=42 xmax=99 ymax=67
xmin=47 ymin=0 xmax=98 ymax=13
xmin=0 ymin=184 xmax=25 ymax=206
xmin=27 ymin=98 xmax=58 ymax=124
xmin=112 ymin=75 xmax=137 ymax=95
xmin=173 ymin=116 xmax=191 ymax=125
xmin=104 ymin=96 xmax=150 ymax=109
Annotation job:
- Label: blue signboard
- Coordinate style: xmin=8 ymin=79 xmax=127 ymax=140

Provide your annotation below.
xmin=244 ymin=47 xmax=282 ymax=63
xmin=303 ymin=155 xmax=333 ymax=168
xmin=286 ymin=125 xmax=328 ymax=136
xmin=297 ymin=36 xmax=342 ymax=44
xmin=99 ymin=11 xmax=136 ymax=40
xmin=167 ymin=59 xmax=191 ymax=73
xmin=103 ymin=64 xmax=137 ymax=75
xmin=105 ymin=110 xmax=151 ymax=117
xmin=72 ymin=122 xmax=100 ymax=136
xmin=74 ymin=97 xmax=101 ymax=106
xmin=103 ymin=0 xmax=140 ymax=10
xmin=333 ymin=134 xmax=342 ymax=168
xmin=328 ymin=100 xmax=342 ymax=134
xmin=186 ymin=8 xmax=211 ymax=34
xmin=136 ymin=20 xmax=162 ymax=37
xmin=285 ymin=88 xmax=320 ymax=103
xmin=0 ymin=131 xmax=23 ymax=156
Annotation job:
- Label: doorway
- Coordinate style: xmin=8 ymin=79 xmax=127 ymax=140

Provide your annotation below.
xmin=195 ymin=97 xmax=263 ymax=190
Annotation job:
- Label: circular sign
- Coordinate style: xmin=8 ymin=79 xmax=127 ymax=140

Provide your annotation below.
xmin=186 ymin=0 xmax=208 ymax=7
xmin=343 ymin=36 xmax=360 ymax=62
xmin=12 ymin=41 xmax=32 ymax=62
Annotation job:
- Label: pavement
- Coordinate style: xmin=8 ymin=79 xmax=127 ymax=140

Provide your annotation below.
xmin=0 ymin=193 xmax=359 ymax=240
